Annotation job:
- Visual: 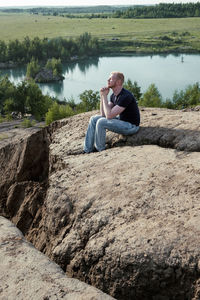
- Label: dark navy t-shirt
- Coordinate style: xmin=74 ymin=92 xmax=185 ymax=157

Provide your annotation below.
xmin=110 ymin=88 xmax=140 ymax=126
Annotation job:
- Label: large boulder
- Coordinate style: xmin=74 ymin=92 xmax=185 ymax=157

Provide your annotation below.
xmin=0 ymin=108 xmax=200 ymax=299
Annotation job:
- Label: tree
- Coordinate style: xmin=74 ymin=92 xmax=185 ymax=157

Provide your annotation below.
xmin=183 ymin=83 xmax=200 ymax=107
xmin=3 ymin=97 xmax=15 ymax=113
xmin=0 ymin=32 xmax=100 ymax=65
xmin=45 ymin=58 xmax=63 ymax=77
xmin=22 ymin=36 xmax=31 ymax=61
xmin=171 ymin=83 xmax=200 ymax=109
xmin=112 ymin=2 xmax=200 ymax=19
xmin=24 ymin=80 xmax=53 ymax=120
xmin=78 ymin=32 xmax=91 ymax=51
xmin=29 ymin=37 xmax=43 ymax=60
xmin=26 ymin=57 xmax=40 ymax=79
xmin=124 ymin=79 xmax=142 ymax=101
xmin=78 ymin=90 xmax=100 ymax=112
xmin=0 ymin=77 xmax=53 ymax=120
xmin=12 ymin=81 xmax=28 ymax=114
xmin=0 ymin=76 xmax=16 ymax=114
xmin=7 ymin=39 xmax=25 ymax=61
xmin=0 ymin=41 xmax=7 ymax=62
xmin=162 ymin=98 xmax=175 ymax=109
xmin=139 ymin=84 xmax=162 ymax=107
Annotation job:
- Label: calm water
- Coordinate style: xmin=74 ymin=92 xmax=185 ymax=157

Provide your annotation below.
xmin=1 ymin=53 xmax=200 ymax=103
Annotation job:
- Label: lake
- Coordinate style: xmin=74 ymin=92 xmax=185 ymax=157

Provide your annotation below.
xmin=1 ymin=53 xmax=200 ymax=103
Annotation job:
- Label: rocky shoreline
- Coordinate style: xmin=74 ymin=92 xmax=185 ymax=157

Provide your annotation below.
xmin=0 ymin=108 xmax=200 ymax=299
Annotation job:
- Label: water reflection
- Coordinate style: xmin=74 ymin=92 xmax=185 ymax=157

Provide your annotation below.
xmin=63 ymin=62 xmax=77 ymax=73
xmin=0 ymin=53 xmax=199 ymax=103
xmin=0 ymin=66 xmax=26 ymax=84
xmin=157 ymin=53 xmax=168 ymax=58
xmin=62 ymin=56 xmax=99 ymax=74
xmin=38 ymin=81 xmax=64 ymax=95
xmin=76 ymin=57 xmax=99 ymax=74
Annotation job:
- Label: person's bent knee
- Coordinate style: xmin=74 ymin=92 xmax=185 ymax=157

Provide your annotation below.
xmin=89 ymin=115 xmax=102 ymax=124
xmin=89 ymin=115 xmax=96 ymax=123
xmin=96 ymin=117 xmax=107 ymax=128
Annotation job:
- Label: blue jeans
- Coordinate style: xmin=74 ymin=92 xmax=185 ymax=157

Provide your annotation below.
xmin=84 ymin=115 xmax=139 ymax=152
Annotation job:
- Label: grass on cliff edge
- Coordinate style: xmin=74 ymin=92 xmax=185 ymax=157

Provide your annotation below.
xmin=0 ymin=13 xmax=200 ymax=52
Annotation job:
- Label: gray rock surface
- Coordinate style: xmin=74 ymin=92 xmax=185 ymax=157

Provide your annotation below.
xmin=35 ymin=67 xmax=64 ymax=82
xmin=0 ymin=216 xmax=115 ymax=300
xmin=0 ymin=107 xmax=200 ymax=299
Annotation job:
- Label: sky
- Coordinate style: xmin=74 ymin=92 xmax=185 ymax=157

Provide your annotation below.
xmin=0 ymin=0 xmax=199 ymax=8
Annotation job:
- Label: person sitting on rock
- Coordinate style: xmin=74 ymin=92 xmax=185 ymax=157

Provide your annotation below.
xmin=83 ymin=71 xmax=140 ymax=152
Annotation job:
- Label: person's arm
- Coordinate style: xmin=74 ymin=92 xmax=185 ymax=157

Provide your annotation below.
xmin=100 ymin=95 xmax=105 ymax=116
xmin=100 ymin=87 xmax=125 ymax=119
xmin=100 ymin=87 xmax=113 ymax=117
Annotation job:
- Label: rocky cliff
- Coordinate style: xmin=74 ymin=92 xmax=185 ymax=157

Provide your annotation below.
xmin=0 ymin=107 xmax=200 ymax=300
xmin=0 ymin=216 xmax=114 ymax=300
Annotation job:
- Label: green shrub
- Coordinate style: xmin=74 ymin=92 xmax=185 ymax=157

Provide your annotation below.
xmin=5 ymin=114 xmax=12 ymax=121
xmin=3 ymin=98 xmax=15 ymax=113
xmin=162 ymin=98 xmax=175 ymax=109
xmin=45 ymin=102 xmax=74 ymax=125
xmin=77 ymin=89 xmax=100 ymax=112
xmin=21 ymin=118 xmax=36 ymax=128
xmin=170 ymin=82 xmax=200 ymax=109
xmin=139 ymin=83 xmax=162 ymax=107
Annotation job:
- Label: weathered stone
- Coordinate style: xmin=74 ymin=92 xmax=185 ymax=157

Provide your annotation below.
xmin=108 ymin=107 xmax=200 ymax=152
xmin=0 ymin=108 xmax=200 ymax=299
xmin=0 ymin=216 xmax=115 ymax=300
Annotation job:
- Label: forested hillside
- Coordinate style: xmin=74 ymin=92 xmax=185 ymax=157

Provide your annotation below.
xmin=0 ymin=33 xmax=100 ymax=63
xmin=1 ymin=3 xmax=200 ymax=18
xmin=113 ymin=2 xmax=200 ymax=18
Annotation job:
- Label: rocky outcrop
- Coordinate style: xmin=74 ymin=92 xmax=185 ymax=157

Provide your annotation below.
xmin=0 ymin=119 xmax=68 ymax=223
xmin=0 ymin=216 xmax=115 ymax=300
xmin=109 ymin=107 xmax=200 ymax=152
xmin=35 ymin=67 xmax=64 ymax=83
xmin=0 ymin=107 xmax=200 ymax=299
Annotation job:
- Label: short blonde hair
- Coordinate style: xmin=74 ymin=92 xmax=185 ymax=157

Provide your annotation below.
xmin=111 ymin=71 xmax=124 ymax=84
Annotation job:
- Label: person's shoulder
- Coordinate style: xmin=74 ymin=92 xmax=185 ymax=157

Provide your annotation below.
xmin=121 ymin=88 xmax=132 ymax=96
xmin=121 ymin=88 xmax=138 ymax=104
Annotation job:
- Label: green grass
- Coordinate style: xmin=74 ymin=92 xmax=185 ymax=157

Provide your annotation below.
xmin=0 ymin=12 xmax=200 ymax=53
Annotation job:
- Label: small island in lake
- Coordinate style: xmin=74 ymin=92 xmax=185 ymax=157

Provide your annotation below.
xmin=26 ymin=57 xmax=65 ymax=83
xmin=34 ymin=67 xmax=65 ymax=83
